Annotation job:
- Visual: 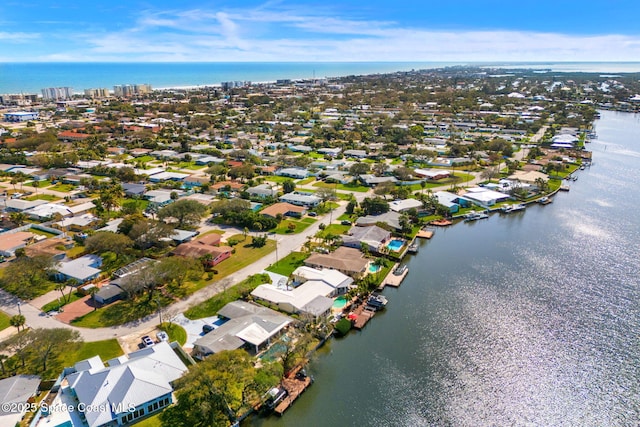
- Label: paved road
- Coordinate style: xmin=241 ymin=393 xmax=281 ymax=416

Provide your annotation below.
xmin=0 ymin=197 xmax=354 ymax=342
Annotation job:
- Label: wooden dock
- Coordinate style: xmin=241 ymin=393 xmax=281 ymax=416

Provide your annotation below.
xmin=416 ymin=229 xmax=434 ymax=239
xmin=379 ymin=264 xmax=409 ymax=288
xmin=350 ymin=303 xmax=376 ymax=329
xmin=274 ymin=366 xmax=313 ymax=416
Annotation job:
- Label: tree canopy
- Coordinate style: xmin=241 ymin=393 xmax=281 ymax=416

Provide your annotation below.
xmin=158 ymin=199 xmax=209 ymax=228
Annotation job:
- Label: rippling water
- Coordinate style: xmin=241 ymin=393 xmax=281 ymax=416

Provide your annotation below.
xmin=250 ymin=110 xmax=640 ymax=427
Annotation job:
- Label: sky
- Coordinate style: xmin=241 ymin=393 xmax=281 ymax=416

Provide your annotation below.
xmin=1 ymin=0 xmax=640 ymax=62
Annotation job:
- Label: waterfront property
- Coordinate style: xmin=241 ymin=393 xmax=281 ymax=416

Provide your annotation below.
xmin=192 ymin=301 xmax=292 ymax=359
xmin=304 ymin=246 xmax=369 ymax=279
xmin=35 ymin=341 xmax=188 ymax=427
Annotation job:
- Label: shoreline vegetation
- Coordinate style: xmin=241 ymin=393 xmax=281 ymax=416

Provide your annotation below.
xmin=0 ymin=65 xmax=614 ymax=426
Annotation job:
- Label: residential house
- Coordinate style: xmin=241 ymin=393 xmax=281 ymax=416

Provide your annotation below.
xmin=413 ymin=168 xmax=451 ymax=180
xmin=93 ymin=282 xmax=126 ymax=305
xmin=342 ymin=225 xmax=391 ymax=253
xmin=389 ymin=198 xmax=424 ymax=213
xmin=304 ymin=247 xmax=369 ymax=279
xmin=54 ymin=214 xmax=99 ymax=232
xmin=0 ymin=375 xmax=41 ymax=427
xmin=462 ymin=187 xmax=511 ymax=208
xmin=55 ymin=254 xmax=102 ymax=284
xmin=23 ymin=236 xmax=73 ymax=261
xmin=355 ymin=211 xmax=403 ymax=231
xmin=359 ymin=174 xmax=398 ymax=186
xmin=0 ymin=231 xmax=36 ymax=257
xmin=279 ymin=192 xmax=320 ymax=207
xmin=433 ymin=191 xmax=471 ymax=214
xmin=276 ymin=168 xmax=309 ymax=179
xmin=192 ymin=301 xmax=292 ymax=359
xmin=35 ymin=341 xmax=188 ymax=427
xmin=172 ymin=234 xmax=232 ymax=266
xmin=183 ymin=175 xmax=210 ymax=188
xmin=251 ymin=280 xmax=335 ymax=320
xmin=122 ymin=183 xmax=147 ymax=197
xmin=247 ymin=183 xmax=278 ymax=199
xmin=260 ymin=202 xmax=306 ymax=218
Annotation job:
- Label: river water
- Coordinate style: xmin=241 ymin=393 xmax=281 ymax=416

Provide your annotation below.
xmin=249 ymin=110 xmax=640 ymax=427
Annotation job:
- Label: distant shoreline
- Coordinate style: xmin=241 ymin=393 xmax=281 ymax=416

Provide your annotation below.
xmin=2 ymin=61 xmax=640 ymax=95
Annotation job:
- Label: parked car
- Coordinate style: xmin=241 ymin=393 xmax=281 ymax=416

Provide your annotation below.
xmin=156 ymin=331 xmax=169 ymax=342
xmin=141 ymin=335 xmax=154 ymax=347
xmin=202 ymin=324 xmax=215 ymax=334
xmin=341 ymin=220 xmax=352 ymax=225
xmin=307 ymin=211 xmax=317 ymax=217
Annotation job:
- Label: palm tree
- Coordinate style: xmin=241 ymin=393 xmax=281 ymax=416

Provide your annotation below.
xmin=0 ymin=354 xmax=7 ymax=376
xmin=89 ymin=286 xmax=100 ymax=311
xmin=10 ymin=314 xmax=26 ymax=332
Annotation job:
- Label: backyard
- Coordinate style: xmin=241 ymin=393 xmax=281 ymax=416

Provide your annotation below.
xmin=273 ymin=217 xmax=316 ymax=234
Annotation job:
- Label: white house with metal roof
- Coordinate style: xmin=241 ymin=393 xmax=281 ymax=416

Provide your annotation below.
xmin=192 ymin=301 xmax=292 ymax=359
xmin=35 ymin=341 xmax=188 ymax=427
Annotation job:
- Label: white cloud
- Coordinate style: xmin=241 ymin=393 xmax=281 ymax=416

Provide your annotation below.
xmin=13 ymin=4 xmax=640 ymax=62
xmin=0 ymin=31 xmax=39 ymax=41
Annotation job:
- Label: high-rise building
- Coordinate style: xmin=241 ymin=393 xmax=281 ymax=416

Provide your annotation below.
xmin=84 ymin=88 xmax=110 ymax=98
xmin=113 ymin=84 xmax=152 ymax=97
xmin=41 ymin=87 xmax=73 ymax=100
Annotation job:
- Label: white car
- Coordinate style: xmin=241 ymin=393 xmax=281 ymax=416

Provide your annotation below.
xmin=156 ymin=331 xmax=169 ymax=342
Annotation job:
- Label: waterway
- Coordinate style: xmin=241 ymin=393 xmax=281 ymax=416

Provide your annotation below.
xmin=248 ymin=109 xmax=640 ymax=426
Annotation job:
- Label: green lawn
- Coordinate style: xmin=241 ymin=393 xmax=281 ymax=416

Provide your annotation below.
xmin=71 ymin=235 xmax=275 ymax=327
xmin=314 ymin=181 xmax=370 ymax=192
xmin=49 ymin=183 xmax=76 ymax=192
xmin=266 ymin=251 xmax=308 ymax=276
xmin=70 ymin=294 xmax=174 ymax=328
xmin=57 ymin=339 xmax=123 ymax=371
xmin=0 ymin=311 xmax=10 ymax=331
xmin=263 ymin=175 xmax=301 ymax=184
xmin=184 ymin=274 xmax=270 ymax=319
xmin=159 ymin=322 xmax=187 ymax=346
xmin=23 ymin=194 xmax=60 ymax=202
xmin=28 ymin=179 xmax=52 ymax=187
xmin=298 ymin=177 xmax=316 ymax=185
xmin=65 ymin=245 xmax=86 ymax=258
xmin=132 ymin=414 xmax=163 ymax=427
xmin=337 ymin=213 xmax=353 ymax=221
xmin=273 ymin=218 xmax=315 ymax=234
xmin=135 ymin=155 xmax=155 ymax=163
xmin=316 ymin=224 xmax=350 ymax=238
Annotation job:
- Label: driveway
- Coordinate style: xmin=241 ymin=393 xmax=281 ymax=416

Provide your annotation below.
xmin=55 ymin=295 xmax=96 ymax=323
xmin=171 ymin=313 xmax=221 ymax=349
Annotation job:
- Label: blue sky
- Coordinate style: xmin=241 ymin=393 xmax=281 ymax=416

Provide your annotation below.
xmin=1 ymin=0 xmax=640 ymax=62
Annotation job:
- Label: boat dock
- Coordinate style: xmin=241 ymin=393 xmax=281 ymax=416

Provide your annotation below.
xmin=416 ymin=229 xmax=434 ymax=239
xmin=379 ymin=263 xmax=409 ymax=289
xmin=274 ymin=366 xmax=313 ymax=416
xmin=352 ymin=304 xmax=376 ymax=329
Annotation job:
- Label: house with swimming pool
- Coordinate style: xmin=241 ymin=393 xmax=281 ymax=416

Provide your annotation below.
xmin=304 ymin=247 xmax=370 ymax=279
xmin=342 ymin=225 xmax=391 ymax=254
xmin=251 ymin=267 xmax=354 ymax=320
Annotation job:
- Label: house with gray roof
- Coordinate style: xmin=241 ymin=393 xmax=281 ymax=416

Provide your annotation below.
xmin=276 ymin=167 xmax=309 ymax=179
xmin=192 ymin=301 xmax=292 ymax=360
xmin=0 ymin=375 xmax=40 ymax=427
xmin=342 ymin=225 xmax=391 ymax=253
xmin=247 ymin=183 xmax=278 ymax=198
xmin=355 ymin=211 xmax=403 ymax=230
xmin=279 ymin=191 xmax=320 ymax=207
xmin=55 ymin=254 xmax=102 ymax=284
xmin=359 ymin=174 xmax=398 ymax=186
xmin=35 ymin=341 xmax=187 ymax=427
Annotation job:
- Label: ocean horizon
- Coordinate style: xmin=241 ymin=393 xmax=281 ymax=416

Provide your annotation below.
xmin=1 ymin=61 xmax=640 ymax=95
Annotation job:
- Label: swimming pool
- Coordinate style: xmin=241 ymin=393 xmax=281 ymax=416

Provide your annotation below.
xmin=386 ymin=239 xmax=404 ymax=251
xmin=369 ymin=264 xmax=381 ymax=273
xmin=332 ymin=296 xmax=348 ymax=309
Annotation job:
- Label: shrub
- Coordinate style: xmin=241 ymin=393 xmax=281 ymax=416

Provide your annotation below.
xmin=334 ymin=318 xmax=352 ymax=336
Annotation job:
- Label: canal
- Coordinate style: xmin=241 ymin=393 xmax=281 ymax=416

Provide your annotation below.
xmin=248 ymin=110 xmax=640 ymax=426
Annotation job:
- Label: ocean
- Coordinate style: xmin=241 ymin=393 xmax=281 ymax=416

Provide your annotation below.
xmin=1 ymin=62 xmax=640 ymax=95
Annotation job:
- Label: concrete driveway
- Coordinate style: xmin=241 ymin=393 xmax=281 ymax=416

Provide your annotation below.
xmin=171 ymin=313 xmax=221 ymax=349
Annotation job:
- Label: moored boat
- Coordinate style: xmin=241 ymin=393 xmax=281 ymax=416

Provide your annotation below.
xmin=464 ymin=211 xmax=489 ymax=222
xmin=538 ymin=196 xmax=553 ymax=205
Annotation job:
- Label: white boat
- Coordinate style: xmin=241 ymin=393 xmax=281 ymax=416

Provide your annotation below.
xmin=501 ymin=203 xmax=526 ymax=213
xmin=464 ymin=211 xmax=489 ymax=221
xmin=366 ymin=294 xmax=388 ymax=310
xmin=538 ymin=196 xmax=553 ymax=205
